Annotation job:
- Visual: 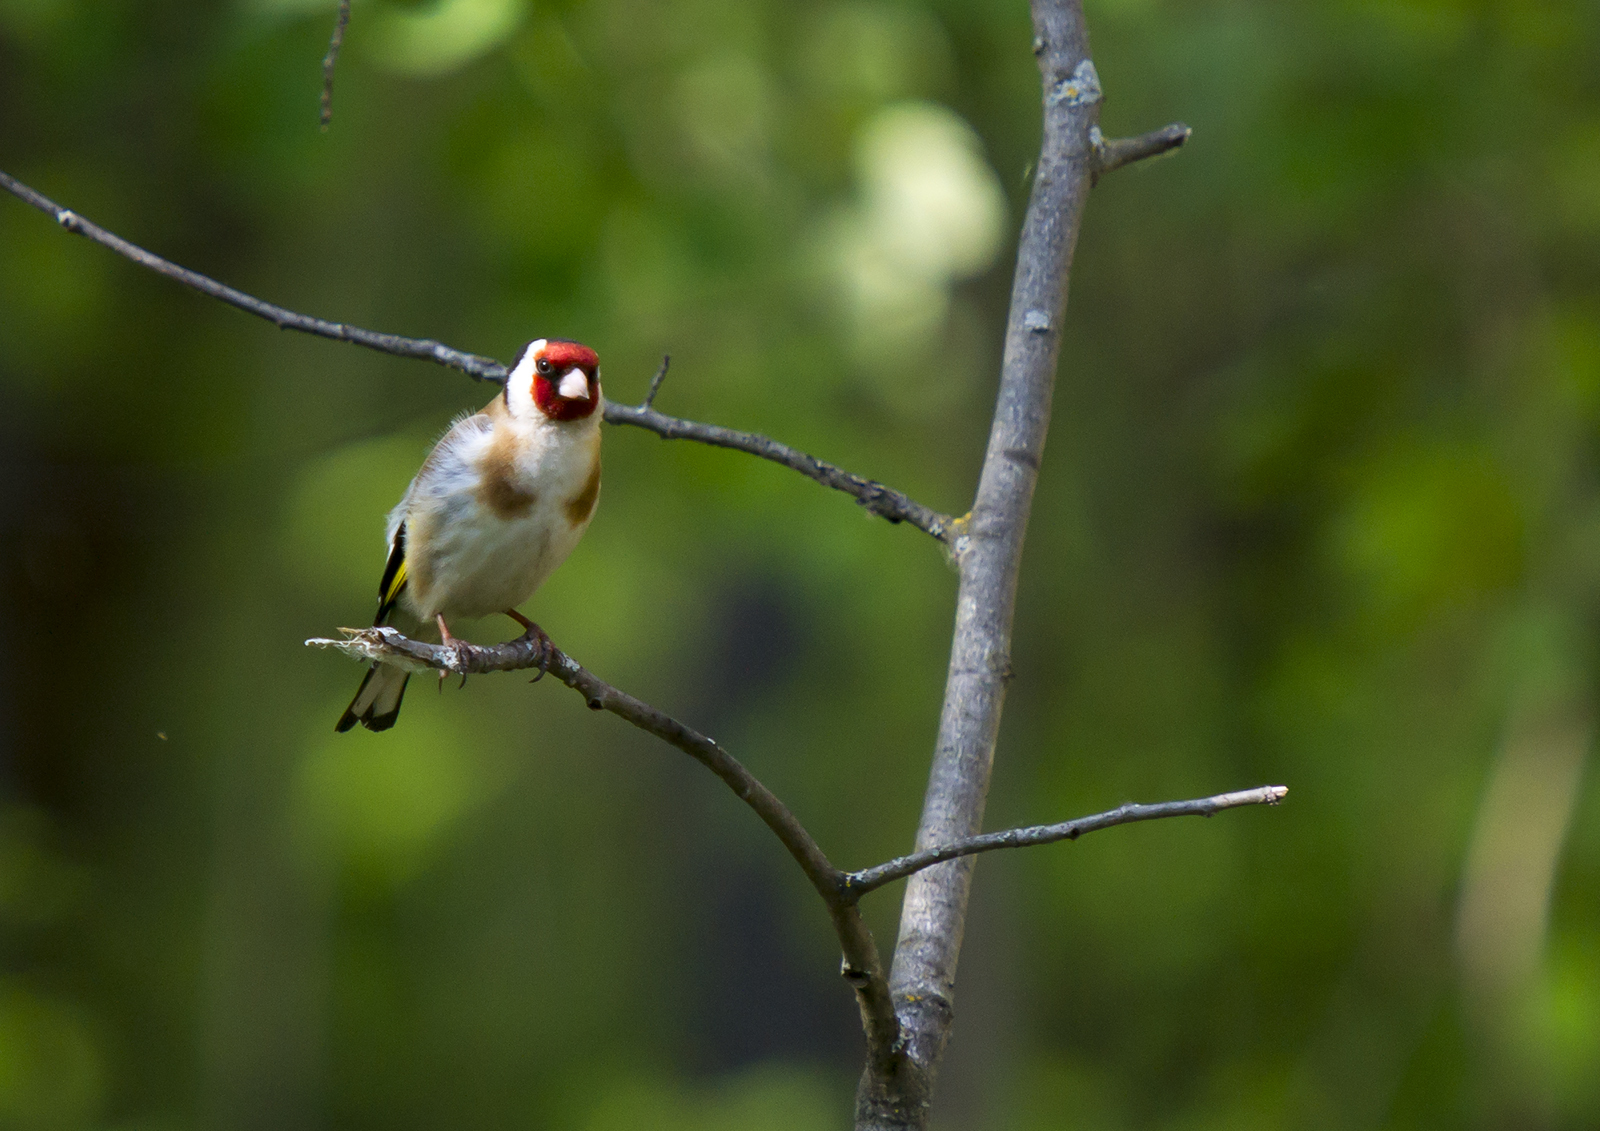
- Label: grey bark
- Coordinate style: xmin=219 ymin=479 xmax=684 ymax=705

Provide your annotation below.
xmin=855 ymin=3 xmax=1103 ymax=1126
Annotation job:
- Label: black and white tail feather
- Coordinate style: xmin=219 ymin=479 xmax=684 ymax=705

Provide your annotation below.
xmin=335 ymin=523 xmax=412 ymax=732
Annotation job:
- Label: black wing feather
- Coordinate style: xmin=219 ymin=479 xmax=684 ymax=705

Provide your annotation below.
xmin=375 ymin=521 xmax=407 ymax=626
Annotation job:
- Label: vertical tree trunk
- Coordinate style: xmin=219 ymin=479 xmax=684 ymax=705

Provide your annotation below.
xmin=855 ymin=1 xmax=1102 ymax=1126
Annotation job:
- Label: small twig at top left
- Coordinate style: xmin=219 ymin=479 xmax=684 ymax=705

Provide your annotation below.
xmin=320 ymin=0 xmax=353 ymax=131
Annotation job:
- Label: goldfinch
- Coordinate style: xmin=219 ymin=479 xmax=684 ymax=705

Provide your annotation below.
xmin=336 ymin=338 xmax=603 ymax=732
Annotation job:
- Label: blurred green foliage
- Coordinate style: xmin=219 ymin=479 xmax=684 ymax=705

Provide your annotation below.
xmin=2 ymin=0 xmax=1599 ymax=1128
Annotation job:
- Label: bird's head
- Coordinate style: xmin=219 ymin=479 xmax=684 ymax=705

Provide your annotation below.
xmin=507 ymin=338 xmax=601 ymax=423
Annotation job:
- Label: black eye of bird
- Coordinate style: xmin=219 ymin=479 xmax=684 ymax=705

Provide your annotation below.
xmin=535 ymin=358 xmax=554 ymax=376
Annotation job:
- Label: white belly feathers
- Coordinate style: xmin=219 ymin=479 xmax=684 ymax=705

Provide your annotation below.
xmin=390 ymin=399 xmax=602 ymax=622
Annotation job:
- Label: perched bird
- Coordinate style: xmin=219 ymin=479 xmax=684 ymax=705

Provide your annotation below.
xmin=336 ymin=338 xmax=603 ymax=732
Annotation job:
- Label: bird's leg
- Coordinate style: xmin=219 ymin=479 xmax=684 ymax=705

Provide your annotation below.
xmin=504 ymin=609 xmax=553 ymax=682
xmin=437 ymin=614 xmax=471 ymax=689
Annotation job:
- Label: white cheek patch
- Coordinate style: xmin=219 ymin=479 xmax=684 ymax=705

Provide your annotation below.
xmin=506 ymin=339 xmax=546 ymax=415
xmin=558 ymin=368 xmax=589 ymax=400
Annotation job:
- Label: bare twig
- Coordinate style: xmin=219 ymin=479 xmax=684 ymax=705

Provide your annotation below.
xmin=306 ymin=626 xmax=903 ymax=1061
xmin=604 ymin=399 xmax=955 ymax=542
xmin=0 ymin=170 xmax=507 ymax=382
xmin=1091 ymin=122 xmax=1190 ymax=182
xmin=320 ymin=0 xmax=353 ymax=131
xmin=845 ymin=786 xmax=1287 ymax=896
xmin=0 ymin=168 xmax=953 ymax=540
xmin=642 ymin=354 xmax=671 ymax=409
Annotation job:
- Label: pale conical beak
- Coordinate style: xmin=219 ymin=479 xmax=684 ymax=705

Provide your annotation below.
xmin=558 ymin=368 xmax=589 ymax=400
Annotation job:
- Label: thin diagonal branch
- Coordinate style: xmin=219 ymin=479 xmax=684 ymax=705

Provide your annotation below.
xmin=320 ymin=0 xmax=353 ymax=130
xmin=1090 ymin=121 xmax=1190 ymax=181
xmin=604 ymin=398 xmax=956 ymax=542
xmin=1 ymin=168 xmax=953 ymax=542
xmin=845 ymin=786 xmax=1287 ymax=897
xmin=0 ymin=169 xmax=508 ymax=382
xmin=306 ymin=626 xmax=903 ymax=1067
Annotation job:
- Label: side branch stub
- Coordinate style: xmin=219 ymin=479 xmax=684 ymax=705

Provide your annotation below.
xmin=844 ymin=786 xmax=1288 ymax=896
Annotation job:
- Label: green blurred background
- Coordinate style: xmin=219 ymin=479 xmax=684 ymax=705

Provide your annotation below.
xmin=3 ymin=0 xmax=1599 ymax=1128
